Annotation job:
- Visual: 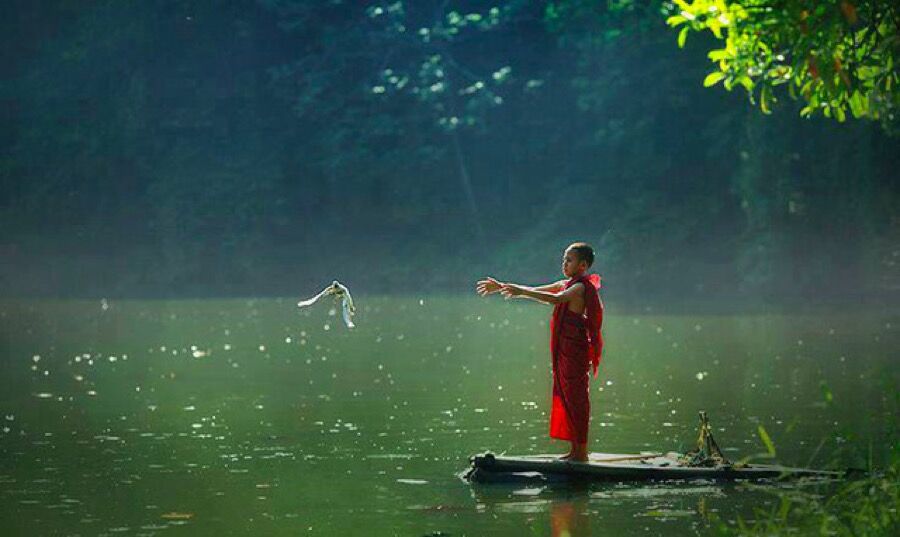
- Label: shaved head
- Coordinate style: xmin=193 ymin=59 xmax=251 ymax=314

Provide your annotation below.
xmin=567 ymin=242 xmax=594 ymax=267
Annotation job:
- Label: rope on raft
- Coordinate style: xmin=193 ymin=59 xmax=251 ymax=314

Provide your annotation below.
xmin=679 ymin=411 xmax=733 ymax=468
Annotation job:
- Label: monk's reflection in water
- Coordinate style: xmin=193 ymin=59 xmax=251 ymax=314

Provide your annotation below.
xmin=550 ymin=496 xmax=591 ymax=537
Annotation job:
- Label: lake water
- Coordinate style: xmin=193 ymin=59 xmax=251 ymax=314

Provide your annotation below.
xmin=0 ymin=297 xmax=896 ymax=536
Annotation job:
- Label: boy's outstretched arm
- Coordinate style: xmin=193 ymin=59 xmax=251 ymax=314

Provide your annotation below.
xmin=534 ymin=280 xmax=566 ymax=293
xmin=477 ymin=278 xmax=564 ymax=297
xmin=501 ymin=282 xmax=583 ymax=305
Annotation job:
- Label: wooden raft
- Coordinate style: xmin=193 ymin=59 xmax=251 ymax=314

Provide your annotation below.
xmin=464 ymin=452 xmax=842 ymax=483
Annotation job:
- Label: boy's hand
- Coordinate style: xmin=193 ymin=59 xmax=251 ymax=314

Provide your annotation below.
xmin=500 ymin=284 xmax=524 ymax=298
xmin=476 ymin=277 xmax=502 ymax=296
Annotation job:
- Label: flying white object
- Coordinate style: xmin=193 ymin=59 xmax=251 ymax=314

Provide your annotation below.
xmin=297 ymin=280 xmax=356 ymax=328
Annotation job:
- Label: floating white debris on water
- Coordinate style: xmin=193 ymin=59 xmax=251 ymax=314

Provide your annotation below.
xmin=285 ymin=337 xmax=292 ymax=343
xmin=34 ymin=392 xmax=53 ymax=398
xmin=5 ymin=415 xmax=13 ymax=421
xmin=396 ymin=479 xmax=428 ymax=485
xmin=192 ymin=350 xmax=208 ymax=358
xmin=87 ymin=390 xmax=97 ymax=396
xmin=258 ymin=345 xmax=266 ymax=352
xmin=323 ymin=323 xmax=331 ymax=331
xmin=695 ymin=371 xmax=708 ymax=380
xmin=108 ymin=356 xmax=117 ymax=363
xmin=32 ymin=355 xmax=41 ymax=363
xmin=223 ymin=344 xmax=232 ymax=351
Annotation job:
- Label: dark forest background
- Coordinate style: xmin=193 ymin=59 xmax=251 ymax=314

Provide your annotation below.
xmin=1 ymin=0 xmax=898 ymax=304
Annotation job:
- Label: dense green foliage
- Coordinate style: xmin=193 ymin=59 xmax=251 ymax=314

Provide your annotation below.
xmin=665 ymin=0 xmax=899 ymax=129
xmin=711 ymin=460 xmax=899 ymax=536
xmin=0 ymin=1 xmax=897 ymax=300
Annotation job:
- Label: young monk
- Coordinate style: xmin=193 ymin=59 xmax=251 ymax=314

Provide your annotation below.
xmin=476 ymin=242 xmax=603 ymax=462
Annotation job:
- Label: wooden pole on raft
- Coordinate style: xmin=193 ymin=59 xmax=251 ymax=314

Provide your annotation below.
xmin=588 ymin=453 xmax=665 ymax=463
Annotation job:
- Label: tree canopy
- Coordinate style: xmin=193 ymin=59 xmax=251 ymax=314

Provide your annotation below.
xmin=665 ymin=0 xmax=899 ymax=129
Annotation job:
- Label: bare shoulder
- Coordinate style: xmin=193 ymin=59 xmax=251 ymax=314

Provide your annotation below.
xmin=564 ymin=282 xmax=585 ymax=294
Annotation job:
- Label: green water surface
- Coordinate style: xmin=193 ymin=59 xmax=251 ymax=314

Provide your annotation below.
xmin=0 ymin=297 xmax=896 ymax=536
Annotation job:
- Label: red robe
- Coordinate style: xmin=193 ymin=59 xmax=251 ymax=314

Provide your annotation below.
xmin=549 ymin=274 xmax=603 ymax=443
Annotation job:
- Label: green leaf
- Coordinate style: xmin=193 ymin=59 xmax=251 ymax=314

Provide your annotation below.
xmin=848 ymin=90 xmax=867 ymax=117
xmin=678 ymin=27 xmax=689 ymax=48
xmin=703 ymin=71 xmax=726 ymax=87
xmin=758 ymin=425 xmax=776 ymax=457
xmin=708 ymin=49 xmax=729 ymax=61
xmin=667 ymin=15 xmax=687 ymax=27
xmin=736 ymin=76 xmax=754 ymax=92
xmin=725 ymin=38 xmax=737 ymax=56
xmin=760 ymin=85 xmax=772 ymax=114
xmin=834 ymin=105 xmax=846 ymax=122
xmin=777 ymin=497 xmax=792 ymax=520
